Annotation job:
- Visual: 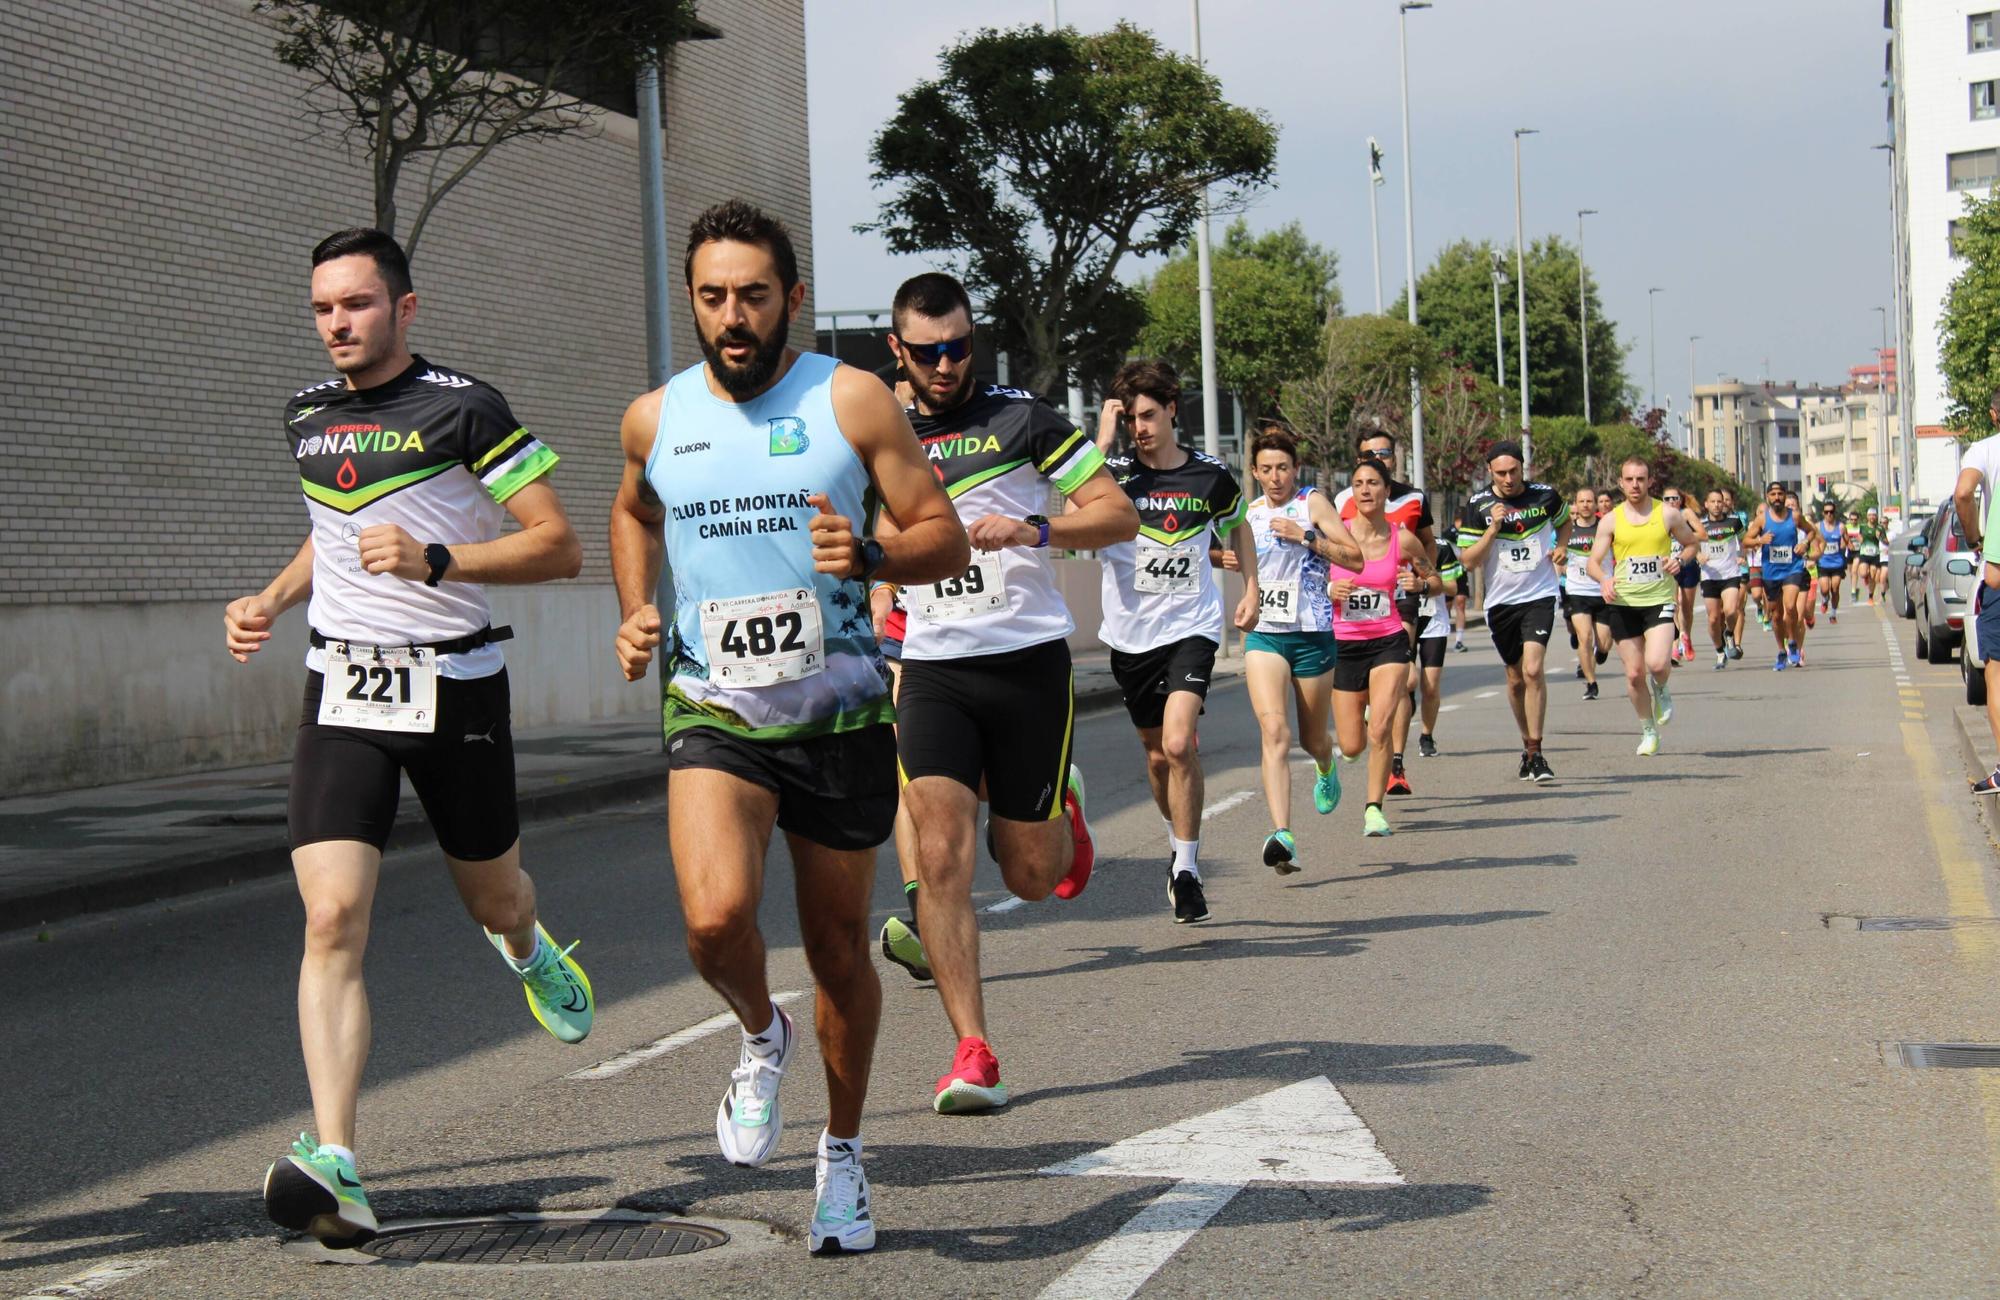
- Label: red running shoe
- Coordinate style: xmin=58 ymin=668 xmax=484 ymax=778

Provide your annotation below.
xmin=1053 ymin=764 xmax=1093 ymax=900
xmin=1386 ymin=768 xmax=1412 ymax=796
xmin=934 ymin=1037 xmax=1009 ymax=1113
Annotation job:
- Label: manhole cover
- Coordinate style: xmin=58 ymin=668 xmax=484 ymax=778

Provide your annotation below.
xmin=1883 ymin=1042 xmax=2000 ymax=1068
xmin=358 ymin=1215 xmax=728 ymax=1265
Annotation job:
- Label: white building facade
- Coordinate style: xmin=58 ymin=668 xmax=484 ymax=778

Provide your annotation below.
xmin=1888 ymin=0 xmax=2000 ymax=506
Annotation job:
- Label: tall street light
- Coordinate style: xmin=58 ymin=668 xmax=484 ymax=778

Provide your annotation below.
xmin=1399 ymin=0 xmax=1432 ymax=488
xmin=1577 ymin=208 xmax=1597 ymax=424
xmin=1687 ymin=335 xmax=1700 ymax=462
xmin=1191 ymin=0 xmax=1219 ymax=457
xmin=1647 ymin=287 xmax=1664 ymax=422
xmin=1876 ymin=140 xmax=1911 ymax=513
xmin=1875 ymin=305 xmax=1891 ymax=502
xmin=1489 ymin=249 xmax=1507 ymax=388
xmin=1513 ymin=127 xmax=1538 ymax=461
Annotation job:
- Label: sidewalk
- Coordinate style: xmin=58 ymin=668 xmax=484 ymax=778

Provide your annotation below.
xmin=0 ymin=649 xmax=1243 ymax=931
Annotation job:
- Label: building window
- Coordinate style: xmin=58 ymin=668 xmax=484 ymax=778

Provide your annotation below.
xmin=1975 ymin=80 xmax=1998 ymax=119
xmin=1975 ymin=12 xmax=1997 ymax=51
xmin=1952 ymin=220 xmax=1968 ymax=257
xmin=1949 ymin=148 xmax=2000 ymax=191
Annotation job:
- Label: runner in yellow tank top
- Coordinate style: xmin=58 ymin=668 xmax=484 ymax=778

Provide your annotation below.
xmin=1586 ymin=456 xmax=1702 ymax=755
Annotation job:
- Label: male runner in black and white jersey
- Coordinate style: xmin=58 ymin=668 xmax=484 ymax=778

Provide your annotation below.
xmin=223 ymin=229 xmax=591 ymax=1248
xmin=1092 ymin=360 xmax=1260 ymax=924
xmin=1457 ymin=441 xmax=1569 ymax=782
xmin=1556 ymin=488 xmax=1611 ymax=701
xmin=1334 ymin=430 xmax=1435 ymax=795
xmin=878 ymin=273 xmax=1139 ymax=1114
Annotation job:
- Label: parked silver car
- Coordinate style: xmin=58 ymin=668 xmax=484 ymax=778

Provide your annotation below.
xmin=1889 ymin=518 xmax=1926 ymax=618
xmin=1907 ymin=502 xmax=1978 ymax=664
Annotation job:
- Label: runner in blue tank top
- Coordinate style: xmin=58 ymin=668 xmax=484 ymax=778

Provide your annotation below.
xmin=1814 ymin=500 xmax=1848 ymax=625
xmin=608 ymin=201 xmax=968 ymax=1256
xmin=1743 ymin=480 xmax=1808 ymax=670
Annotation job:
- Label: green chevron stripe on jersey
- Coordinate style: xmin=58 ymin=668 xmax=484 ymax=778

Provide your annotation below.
xmin=1098 ymin=447 xmax=1246 ymax=653
xmin=301 ymin=460 xmax=456 ymax=514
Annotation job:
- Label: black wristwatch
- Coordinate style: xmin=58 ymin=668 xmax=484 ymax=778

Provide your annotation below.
xmin=423 ymin=542 xmax=452 ymax=587
xmin=855 ymin=538 xmax=887 ymax=581
xmin=1302 ymin=528 xmax=1320 ymax=551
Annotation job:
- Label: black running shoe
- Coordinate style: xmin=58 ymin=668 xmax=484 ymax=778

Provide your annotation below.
xmin=1528 ymin=752 xmax=1555 ymax=783
xmin=1584 ymin=681 xmax=1599 ymax=701
xmin=1170 ymin=871 xmax=1210 ymax=923
xmin=1573 ymin=664 xmax=1584 ymax=679
xmin=1517 ymin=752 xmax=1534 ymax=781
xmin=1596 ymin=647 xmax=1609 ymax=665
xmin=1418 ymin=734 xmax=1438 ymax=758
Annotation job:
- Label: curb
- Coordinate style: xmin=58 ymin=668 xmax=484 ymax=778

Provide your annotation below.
xmin=3 ymin=760 xmax=669 ymax=934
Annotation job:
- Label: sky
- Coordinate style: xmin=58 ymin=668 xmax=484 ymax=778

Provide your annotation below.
xmin=802 ymin=0 xmax=1895 ymax=415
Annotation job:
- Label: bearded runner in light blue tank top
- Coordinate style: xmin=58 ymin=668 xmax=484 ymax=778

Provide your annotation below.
xmin=607 ymin=201 xmax=967 ymax=1258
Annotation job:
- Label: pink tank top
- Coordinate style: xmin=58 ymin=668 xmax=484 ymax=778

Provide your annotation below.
xmin=1330 ymin=520 xmax=1407 ymax=641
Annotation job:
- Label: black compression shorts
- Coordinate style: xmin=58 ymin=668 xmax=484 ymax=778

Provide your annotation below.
xmin=1604 ymin=602 xmax=1676 ymax=641
xmin=897 ymin=638 xmax=1075 ymax=822
xmin=1699 ymin=576 xmax=1743 ymax=598
xmin=289 ymin=668 xmax=519 ymax=861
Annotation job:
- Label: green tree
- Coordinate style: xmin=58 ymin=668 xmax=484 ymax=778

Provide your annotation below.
xmin=1941 ymin=184 xmax=2000 ymax=437
xmin=865 ymin=23 xmax=1278 ymax=395
xmin=1279 ymin=315 xmax=1437 ymax=476
xmin=1139 ymin=219 xmax=1340 ymax=418
xmin=1393 ymin=237 xmax=1630 ymax=423
xmin=260 ymin=0 xmax=702 ymax=257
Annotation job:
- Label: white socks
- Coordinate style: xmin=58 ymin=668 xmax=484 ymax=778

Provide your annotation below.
xmin=1171 ymin=837 xmax=1200 ymax=878
xmin=502 ymin=931 xmax=543 ymax=972
xmin=820 ymin=1129 xmax=862 ymax=1158
xmin=746 ymin=1002 xmax=787 ymax=1056
xmin=319 ymin=1141 xmax=357 ymax=1166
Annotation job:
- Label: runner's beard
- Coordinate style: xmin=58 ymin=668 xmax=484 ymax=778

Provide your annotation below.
xmin=700 ymin=311 xmax=791 ymax=399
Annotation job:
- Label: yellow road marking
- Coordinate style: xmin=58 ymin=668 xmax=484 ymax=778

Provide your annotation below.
xmin=1896 ymin=719 xmax=2000 ymax=1215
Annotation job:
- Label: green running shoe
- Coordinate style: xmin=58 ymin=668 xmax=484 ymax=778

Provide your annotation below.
xmin=880 ymin=915 xmax=931 ymax=982
xmin=1654 ymin=682 xmax=1674 ymax=727
xmin=1262 ymin=828 xmax=1299 ymax=875
xmin=490 ymin=922 xmax=594 ymax=1043
xmin=1313 ymin=761 xmax=1341 ymax=815
xmin=1637 ymin=723 xmax=1660 ymax=757
xmin=1363 ymin=805 xmax=1392 ymax=837
xmin=264 ymin=1133 xmax=377 ymax=1247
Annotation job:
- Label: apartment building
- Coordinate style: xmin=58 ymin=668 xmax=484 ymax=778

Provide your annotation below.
xmin=1686 ymin=379 xmax=1848 ymax=492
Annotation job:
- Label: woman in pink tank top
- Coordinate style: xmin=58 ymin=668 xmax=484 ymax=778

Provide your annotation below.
xmin=1328 ymin=458 xmax=1436 ymax=836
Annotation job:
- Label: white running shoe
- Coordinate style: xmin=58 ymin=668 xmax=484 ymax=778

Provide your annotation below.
xmin=1637 ymin=724 xmax=1660 ymax=757
xmin=808 ymin=1133 xmax=876 ymax=1254
xmin=717 ymin=1006 xmax=794 ymax=1167
xmin=1655 ymin=682 xmax=1674 ymax=727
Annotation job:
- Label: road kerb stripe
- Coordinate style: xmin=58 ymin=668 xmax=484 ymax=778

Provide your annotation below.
xmin=567 ymin=990 xmax=806 ymax=1080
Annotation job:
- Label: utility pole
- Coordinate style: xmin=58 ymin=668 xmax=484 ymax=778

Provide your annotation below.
xmin=1490 ymin=250 xmax=1507 ymax=388
xmin=1399 ymin=1 xmax=1432 ymax=488
xmin=1687 ymin=335 xmax=1699 ymax=461
xmin=1577 ymin=208 xmax=1597 ymax=423
xmin=1513 ymin=127 xmax=1538 ymax=460
xmin=1367 ymin=138 xmax=1385 ymax=313
xmin=1648 ymin=287 xmax=1664 ymax=424
xmin=1192 ymin=0 xmax=1219 ymax=456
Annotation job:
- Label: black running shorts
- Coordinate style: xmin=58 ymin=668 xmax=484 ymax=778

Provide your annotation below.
xmin=1565 ymin=592 xmax=1609 ymax=622
xmin=1603 ymin=602 xmax=1677 ymax=642
xmin=897 ymin=638 xmax=1074 ymax=822
xmin=1333 ymin=631 xmax=1411 ymax=692
xmin=1699 ymin=576 xmax=1743 ymax=599
xmin=1486 ymin=597 xmax=1557 ymax=667
xmin=1414 ymin=634 xmax=1447 ymax=669
xmin=1676 ymin=559 xmax=1702 ymax=589
xmin=290 ymin=669 xmax=519 ymax=861
xmin=668 ymin=724 xmax=899 ymax=851
xmin=1109 ymin=635 xmax=1216 ymax=730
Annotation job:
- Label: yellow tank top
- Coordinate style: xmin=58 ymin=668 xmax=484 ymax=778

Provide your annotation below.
xmin=1610 ymin=499 xmax=1674 ymax=606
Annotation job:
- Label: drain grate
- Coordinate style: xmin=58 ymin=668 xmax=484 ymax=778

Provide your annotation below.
xmin=1857 ymin=916 xmax=1995 ymax=931
xmin=359 ymin=1216 xmax=729 ymax=1265
xmin=1883 ymin=1042 xmax=2000 ymax=1069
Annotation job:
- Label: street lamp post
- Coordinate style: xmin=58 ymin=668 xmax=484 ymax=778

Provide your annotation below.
xmin=1875 ymin=304 xmax=1891 ymax=504
xmin=1399 ymin=1 xmax=1432 ymax=488
xmin=1687 ymin=334 xmax=1699 ymax=461
xmin=1876 ymin=141 xmax=1912 ymax=513
xmin=1489 ymin=250 xmax=1507 ymax=388
xmin=1577 ymin=208 xmax=1597 ymax=424
xmin=1191 ymin=0 xmax=1219 ymax=457
xmin=1367 ymin=139 xmax=1385 ymax=314
xmin=1513 ymin=127 xmax=1538 ymax=461
xmin=1647 ymin=287 xmax=1664 ymax=424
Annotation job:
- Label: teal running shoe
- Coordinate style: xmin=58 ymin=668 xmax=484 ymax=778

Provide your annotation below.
xmin=1363 ymin=805 xmax=1392 ymax=837
xmin=264 ymin=1133 xmax=377 ymax=1247
xmin=490 ymin=922 xmax=594 ymax=1043
xmin=1313 ymin=761 xmax=1341 ymax=814
xmin=1654 ymin=681 xmax=1674 ymax=727
xmin=1262 ymin=828 xmax=1299 ymax=875
xmin=880 ymin=915 xmax=931 ymax=982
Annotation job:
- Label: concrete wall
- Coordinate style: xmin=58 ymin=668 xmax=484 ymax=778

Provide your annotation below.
xmin=0 ymin=0 xmax=811 ymax=794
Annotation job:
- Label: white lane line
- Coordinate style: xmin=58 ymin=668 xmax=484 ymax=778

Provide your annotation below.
xmin=567 ymin=990 xmax=806 ymax=1080
xmin=1438 ymin=703 xmax=1461 ymax=713
xmin=1037 ymin=1182 xmax=1240 ymax=1300
xmin=16 ymin=1261 xmax=156 ymax=1298
xmin=984 ymin=895 xmax=1030 ymax=914
xmin=1201 ymin=789 xmax=1258 ymax=820
xmin=1476 ymin=690 xmax=1499 ymax=699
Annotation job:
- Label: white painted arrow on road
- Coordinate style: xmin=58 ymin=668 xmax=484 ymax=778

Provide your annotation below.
xmin=1036 ymin=1076 xmax=1402 ymax=1299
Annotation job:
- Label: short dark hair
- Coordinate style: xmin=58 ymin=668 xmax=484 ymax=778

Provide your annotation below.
xmin=1110 ymin=359 xmax=1181 ymax=413
xmin=311 ymin=228 xmax=412 ymax=299
xmin=1486 ymin=439 xmax=1524 ymax=464
xmin=891 ymin=272 xmax=974 ymax=332
xmin=684 ymin=199 xmax=799 ymax=294
xmin=1251 ymin=426 xmax=1299 ymax=463
xmin=1350 ymin=457 xmax=1389 ymax=486
xmin=1355 ymin=429 xmax=1396 ymax=452
xmin=1622 ymin=455 xmax=1652 ymax=474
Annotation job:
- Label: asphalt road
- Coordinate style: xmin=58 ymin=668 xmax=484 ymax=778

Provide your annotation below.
xmin=6 ymin=603 xmax=2000 ymax=1298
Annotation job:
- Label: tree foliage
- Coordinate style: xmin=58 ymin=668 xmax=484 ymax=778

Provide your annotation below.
xmin=260 ymin=0 xmax=700 ymax=256
xmin=1941 ymin=183 xmax=2000 ymax=438
xmin=1139 ymin=219 xmax=1340 ymax=419
xmin=865 ymin=23 xmax=1278 ymax=396
xmin=1393 ymin=236 xmax=1630 ymax=423
xmin=1280 ymin=315 xmax=1436 ymax=475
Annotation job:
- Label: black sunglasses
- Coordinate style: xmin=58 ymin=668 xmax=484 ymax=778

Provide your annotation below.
xmin=896 ymin=334 xmax=973 ymax=366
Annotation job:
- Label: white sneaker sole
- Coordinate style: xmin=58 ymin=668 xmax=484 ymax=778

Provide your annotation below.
xmin=810 ymin=1219 xmax=877 ymax=1254
xmin=934 ymin=1078 xmax=1009 ymax=1114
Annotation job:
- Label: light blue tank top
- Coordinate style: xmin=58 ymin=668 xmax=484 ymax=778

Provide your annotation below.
xmin=644 ymin=353 xmax=890 ymax=740
xmin=1762 ymin=510 xmax=1802 ymax=580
